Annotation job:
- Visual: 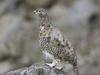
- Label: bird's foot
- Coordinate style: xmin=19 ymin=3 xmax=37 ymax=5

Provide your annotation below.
xmin=45 ymin=62 xmax=56 ymax=68
xmin=55 ymin=59 xmax=64 ymax=70
xmin=45 ymin=59 xmax=64 ymax=70
xmin=45 ymin=60 xmax=57 ymax=68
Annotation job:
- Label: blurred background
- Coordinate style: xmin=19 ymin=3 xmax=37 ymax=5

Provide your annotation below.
xmin=0 ymin=0 xmax=100 ymax=75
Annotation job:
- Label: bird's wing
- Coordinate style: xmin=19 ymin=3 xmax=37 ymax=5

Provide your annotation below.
xmin=50 ymin=27 xmax=76 ymax=60
xmin=50 ymin=27 xmax=71 ymax=48
xmin=50 ymin=27 xmax=79 ymax=75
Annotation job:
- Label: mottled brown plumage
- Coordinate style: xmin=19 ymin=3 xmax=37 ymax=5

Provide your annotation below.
xmin=34 ymin=8 xmax=79 ymax=75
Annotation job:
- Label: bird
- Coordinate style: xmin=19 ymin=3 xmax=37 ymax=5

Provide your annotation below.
xmin=34 ymin=8 xmax=79 ymax=75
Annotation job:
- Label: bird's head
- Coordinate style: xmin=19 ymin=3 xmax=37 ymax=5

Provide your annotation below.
xmin=34 ymin=8 xmax=48 ymax=18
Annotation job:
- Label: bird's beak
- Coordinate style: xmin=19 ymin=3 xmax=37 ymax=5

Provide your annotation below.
xmin=33 ymin=10 xmax=36 ymax=14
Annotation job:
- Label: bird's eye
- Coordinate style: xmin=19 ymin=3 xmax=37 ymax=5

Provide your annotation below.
xmin=42 ymin=24 xmax=45 ymax=26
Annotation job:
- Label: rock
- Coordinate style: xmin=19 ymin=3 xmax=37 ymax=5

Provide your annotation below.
xmin=6 ymin=64 xmax=66 ymax=75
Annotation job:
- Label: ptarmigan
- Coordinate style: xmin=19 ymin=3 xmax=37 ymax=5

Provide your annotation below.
xmin=34 ymin=8 xmax=79 ymax=75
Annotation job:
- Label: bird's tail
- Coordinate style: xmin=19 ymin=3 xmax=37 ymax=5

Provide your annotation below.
xmin=73 ymin=66 xmax=79 ymax=75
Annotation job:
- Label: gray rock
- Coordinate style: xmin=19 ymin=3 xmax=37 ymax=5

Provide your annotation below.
xmin=6 ymin=64 xmax=66 ymax=75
